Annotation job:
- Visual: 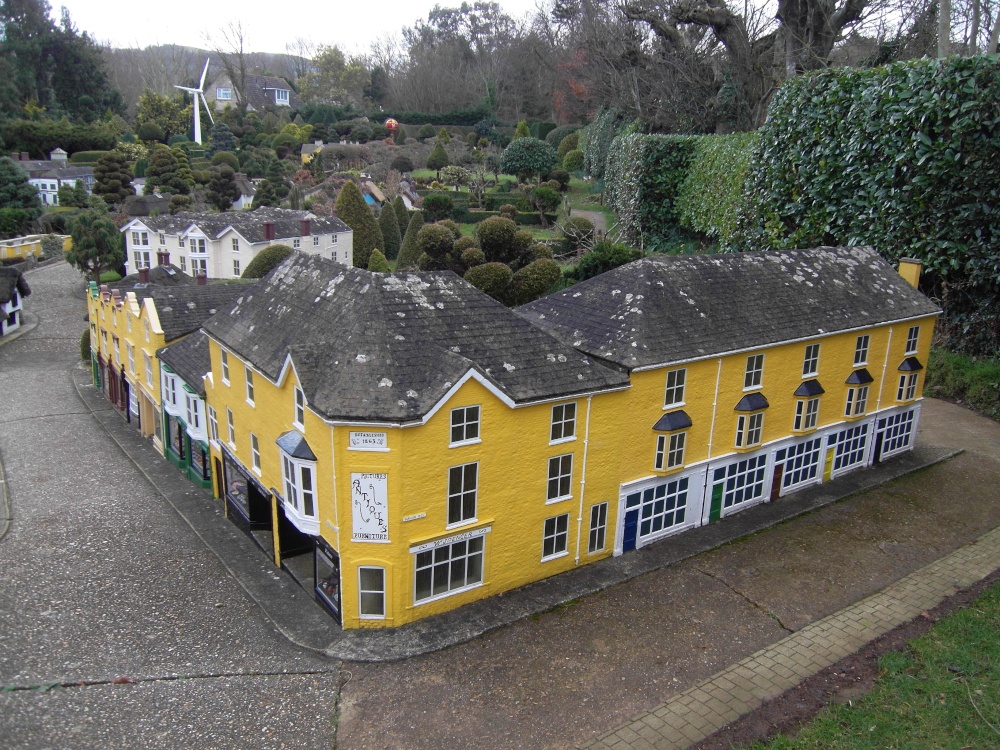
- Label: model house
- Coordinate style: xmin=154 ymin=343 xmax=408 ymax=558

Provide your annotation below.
xmin=0 ymin=267 xmax=31 ymax=336
xmin=158 ymin=331 xmax=214 ymax=489
xmin=208 ymin=74 xmax=300 ymax=112
xmin=196 ymin=246 xmax=939 ymax=630
xmin=7 ymin=150 xmax=93 ymax=206
xmin=120 ymin=207 xmax=353 ymax=279
xmin=87 ymin=269 xmax=250 ymax=468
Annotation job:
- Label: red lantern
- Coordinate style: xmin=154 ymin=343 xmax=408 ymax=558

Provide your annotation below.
xmin=384 ymin=118 xmax=399 ymax=133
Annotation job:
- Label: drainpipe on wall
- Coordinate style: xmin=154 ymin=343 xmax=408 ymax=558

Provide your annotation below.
xmin=876 ymin=327 xmax=894 ymax=412
xmin=574 ymin=395 xmax=593 ymax=565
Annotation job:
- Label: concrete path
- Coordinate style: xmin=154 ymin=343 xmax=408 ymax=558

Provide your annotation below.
xmin=0 ymin=263 xmax=339 ymax=749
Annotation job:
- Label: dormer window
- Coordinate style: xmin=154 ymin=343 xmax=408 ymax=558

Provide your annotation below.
xmin=216 ymin=87 xmax=232 ymax=100
xmin=275 ymin=89 xmax=290 ymax=105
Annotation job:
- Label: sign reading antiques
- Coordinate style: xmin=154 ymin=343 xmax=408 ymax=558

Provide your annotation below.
xmin=351 ymin=472 xmax=389 ymax=542
xmin=348 ymin=431 xmax=388 ymax=451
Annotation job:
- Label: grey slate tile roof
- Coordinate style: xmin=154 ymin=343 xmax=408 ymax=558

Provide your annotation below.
xmin=517 ymin=247 xmax=942 ymax=371
xmin=129 ymin=207 xmax=349 ymax=244
xmin=202 ymin=254 xmax=630 ymax=423
xmin=0 ymin=267 xmax=30 ymax=305
xmin=157 ymin=330 xmax=210 ymax=396
xmin=114 ymin=264 xmax=194 ymax=291
xmin=152 ymin=284 xmax=254 ymax=343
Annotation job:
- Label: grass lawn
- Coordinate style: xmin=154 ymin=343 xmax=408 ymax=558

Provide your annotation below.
xmin=99 ymin=270 xmax=122 ymax=282
xmin=749 ymin=581 xmax=1000 ymax=749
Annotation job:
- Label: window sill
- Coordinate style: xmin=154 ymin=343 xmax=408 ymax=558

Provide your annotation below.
xmin=252 ymin=466 xmax=262 ymax=477
xmin=734 ymin=443 xmax=763 ymax=452
xmin=541 ymin=550 xmax=569 ymax=562
xmin=449 ymin=438 xmax=481 ymax=449
xmin=654 ymin=464 xmax=685 ymax=475
xmin=545 ymin=495 xmax=572 ymax=505
xmin=549 ymin=436 xmax=576 ymax=446
xmin=801 ymin=373 xmax=818 ymax=379
xmin=663 ymin=401 xmax=686 ymax=410
xmin=414 ymin=581 xmax=483 ymax=607
xmin=742 ymin=385 xmax=763 ymax=393
xmin=445 ymin=518 xmax=478 ymax=531
xmin=246 ymin=400 xmax=255 ymax=408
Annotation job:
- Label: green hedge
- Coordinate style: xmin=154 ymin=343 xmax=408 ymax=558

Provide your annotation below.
xmin=450 ymin=208 xmax=557 ymax=225
xmin=675 ymin=132 xmax=758 ymax=247
xmin=368 ymin=106 xmax=499 ymax=127
xmin=732 ymin=55 xmax=1000 ymax=281
xmin=69 ymin=151 xmax=110 ymax=164
xmin=926 ymin=347 xmax=1000 ymax=419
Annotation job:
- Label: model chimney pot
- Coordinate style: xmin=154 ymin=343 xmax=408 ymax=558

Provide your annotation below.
xmin=196 ymin=273 xmax=208 ymax=286
xmin=138 ymin=267 xmax=150 ymax=283
xmin=263 ymin=221 xmax=275 ymax=242
xmin=897 ymin=257 xmax=922 ymax=289
xmin=156 ymin=251 xmax=170 ymax=266
xmin=300 ymin=219 xmax=311 ymax=237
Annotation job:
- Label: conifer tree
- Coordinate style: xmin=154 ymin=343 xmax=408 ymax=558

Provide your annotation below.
xmin=170 ymin=147 xmax=195 ymax=194
xmin=392 ymin=196 xmax=409 ymax=238
xmin=367 ymin=248 xmax=391 ymax=272
xmin=144 ymin=146 xmax=179 ymax=195
xmin=377 ymin=204 xmax=401 ymax=259
xmin=206 ymin=166 xmax=241 ymax=212
xmin=426 ymin=142 xmax=449 ymax=178
xmin=334 ymin=181 xmax=383 ymax=268
xmin=395 ymin=211 xmax=424 ymax=271
xmin=251 ymin=180 xmax=279 ymax=208
xmin=92 ymin=151 xmax=135 ymax=204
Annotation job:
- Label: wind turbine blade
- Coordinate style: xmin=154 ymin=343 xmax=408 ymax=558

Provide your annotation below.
xmin=199 ymin=58 xmax=210 ymax=90
xmin=201 ymin=92 xmax=215 ymax=124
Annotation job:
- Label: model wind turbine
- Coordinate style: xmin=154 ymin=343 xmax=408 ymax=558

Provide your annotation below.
xmin=175 ymin=59 xmax=215 ymax=145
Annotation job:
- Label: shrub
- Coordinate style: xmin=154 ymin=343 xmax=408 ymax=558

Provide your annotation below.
xmin=437 ymin=219 xmax=462 ymax=239
xmin=80 ymin=329 xmax=91 ymax=361
xmin=367 ymin=248 xmax=391 ymax=272
xmin=390 ymin=154 xmax=415 ymax=173
xmin=454 ymin=236 xmax=478 ymax=254
xmin=168 ymin=134 xmax=190 ymax=146
xmin=583 ymin=107 xmax=624 ymax=179
xmin=378 ymin=205 xmax=402 ymax=259
xmin=461 ymin=246 xmax=486 ymax=267
xmin=511 ymin=258 xmax=561 ymax=305
xmin=533 ymin=243 xmax=554 ymax=260
xmin=335 ymin=181 xmax=383 ymax=268
xmin=426 ymin=142 xmax=450 ymax=173
xmin=499 ymin=138 xmax=558 ymax=181
xmin=557 ymin=133 xmax=579 ymax=159
xmin=211 ymin=151 xmax=241 ymax=170
xmin=561 ymin=216 xmax=595 ymax=253
xmin=545 ymin=124 xmax=581 ymax=148
xmin=475 ymin=216 xmax=519 ymax=264
xmin=416 ymin=223 xmax=456 ymax=269
xmin=926 ymin=347 xmax=1000 ymax=419
xmin=417 ymin=123 xmax=436 ymax=141
xmin=137 ymin=122 xmax=165 ymax=143
xmin=242 ymin=244 xmax=293 ymax=278
xmin=563 ymin=149 xmax=584 ymax=171
xmin=422 ymin=193 xmax=454 ymax=222
xmin=464 ymin=262 xmax=513 ymax=302
xmin=498 ymin=204 xmax=518 ymax=220
xmin=395 ymin=211 xmax=425 ymax=271
xmin=68 ymin=150 xmax=110 ymax=164
xmin=568 ymin=239 xmax=643 ymax=282
xmin=548 ymin=168 xmax=570 ymax=190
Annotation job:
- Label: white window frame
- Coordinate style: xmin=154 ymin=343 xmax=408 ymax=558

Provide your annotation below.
xmin=413 ymin=534 xmax=485 ymax=604
xmin=905 ymin=326 xmax=920 ymax=355
xmin=191 ymin=257 xmax=207 ymax=277
xmin=220 ymin=350 xmax=230 ymax=384
xmin=313 ymin=235 xmax=320 ymax=246
xmin=245 ymin=367 xmax=255 ymax=405
xmin=449 ymin=405 xmax=480 ymax=446
xmin=251 ymin=433 xmax=261 ymax=471
xmin=447 ymin=462 xmax=478 ymax=527
xmin=542 ymin=514 xmax=569 ymax=560
xmin=735 ymin=412 xmax=764 ymax=448
xmin=845 ymin=385 xmax=869 ymax=417
xmin=216 ymin=87 xmax=232 ymax=100
xmin=744 ymin=354 xmax=764 ymax=390
xmin=133 ymin=250 xmax=150 ymax=270
xmin=127 ymin=343 xmax=135 ymax=374
xmin=854 ymin=334 xmax=870 ymax=365
xmin=275 ymin=88 xmax=290 ymax=105
xmin=293 ymin=238 xmax=301 ymax=249
xmin=294 ymin=387 xmax=305 ymax=428
xmin=208 ymin=406 xmax=219 ymax=443
xmin=588 ymin=502 xmax=608 ymax=553
xmin=233 ymin=258 xmax=241 ymax=277
xmin=546 ymin=454 xmax=573 ymax=503
xmin=185 ymin=393 xmax=204 ymax=439
xmin=793 ymin=397 xmax=821 ymax=431
xmin=179 ymin=256 xmax=187 ymax=273
xmin=231 ymin=238 xmax=240 ymax=253
xmin=664 ymin=368 xmax=686 ymax=407
xmin=144 ymin=353 xmax=153 ymax=388
xmin=897 ymin=373 xmax=918 ymax=401
xmin=226 ymin=407 xmax=235 ymax=448
xmin=550 ymin=402 xmax=576 ymax=443
xmin=281 ymin=452 xmax=318 ymax=532
xmin=654 ymin=432 xmax=686 ymax=471
xmin=358 ymin=567 xmax=386 ymax=619
xmin=802 ymin=343 xmax=820 ymax=377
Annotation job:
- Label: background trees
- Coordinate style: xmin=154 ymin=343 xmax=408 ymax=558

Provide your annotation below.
xmin=0 ymin=157 xmax=42 ymax=238
xmin=66 ymin=209 xmax=123 ymax=281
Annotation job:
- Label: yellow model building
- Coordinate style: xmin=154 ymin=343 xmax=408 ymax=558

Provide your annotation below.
xmin=199 ymin=247 xmax=939 ymax=629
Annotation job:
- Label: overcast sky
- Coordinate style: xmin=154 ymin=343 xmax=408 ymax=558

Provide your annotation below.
xmin=57 ymin=0 xmax=545 ymax=56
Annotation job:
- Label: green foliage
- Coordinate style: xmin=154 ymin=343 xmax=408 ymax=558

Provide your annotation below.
xmin=475 ymin=216 xmax=519 ymax=264
xmin=0 ymin=157 xmax=42 ymax=236
xmin=68 ymin=150 xmax=110 ymax=164
xmin=417 ymin=123 xmax=436 ymax=141
xmin=168 ymin=194 xmax=192 ymax=214
xmin=396 ymin=211 xmax=425 ymax=271
xmin=67 ymin=209 xmax=123 ymax=281
xmin=674 ymin=132 xmax=758 ymax=247
xmin=422 ymin=193 xmax=454 ymax=222
xmin=498 ymin=204 xmax=518 ymax=221
xmin=377 ymin=204 xmax=402 ymax=259
xmin=392 ymin=196 xmax=409 ymax=237
xmin=499 ymin=138 xmax=558 ymax=181
xmin=251 ymin=180 xmax=279 ymax=208
xmin=925 ymin=348 xmax=1000 ymax=419
xmin=80 ymin=329 xmax=91 ymax=362
xmin=513 ymin=120 xmax=530 ymax=139
xmin=372 ymin=105 xmax=493 ymax=127
xmin=211 ymin=151 xmax=240 ymax=170
xmin=206 ymin=166 xmax=241 ymax=212
xmin=461 ymin=246 xmax=485 ymax=267
xmin=464 ymin=262 xmax=513 ymax=302
xmin=511 ymin=258 xmax=561 ymax=305
xmin=135 ymin=91 xmax=190 ymax=143
xmin=436 ymin=128 xmax=452 ymax=143
xmin=367 ymin=248 xmax=391 ymax=272
xmin=562 ymin=149 xmax=584 ymax=172
xmin=560 ymin=216 xmax=595 ymax=253
xmin=390 ymin=154 xmax=415 ymax=173
xmin=532 ymin=122 xmax=557 ymax=141
xmin=426 ymin=142 xmax=450 ymax=173
xmin=0 ymin=120 xmax=115 ymax=157
xmin=605 ymin=133 xmax=697 ymax=247
xmin=548 ymin=168 xmax=570 ymax=190
xmin=40 ymin=233 xmax=65 ymax=257
xmin=57 ymin=182 xmax=88 ymax=208
xmin=437 ymin=219 xmax=462 ymax=239
xmin=209 ymin=122 xmax=238 ymax=155
xmin=335 ymin=180 xmax=383 ymax=268
xmin=530 ymin=186 xmax=561 ymax=226
xmin=557 ymin=133 xmax=579 ymax=160
xmin=583 ymin=107 xmax=624 ymax=179
xmin=242 ymin=244 xmax=293 ymax=279
xmin=545 ymin=124 xmax=581 ymax=148
xmin=567 ymin=240 xmax=644 ymax=283
xmin=416 ymin=223 xmax=456 ymax=270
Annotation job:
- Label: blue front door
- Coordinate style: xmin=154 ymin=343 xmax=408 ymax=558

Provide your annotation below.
xmin=622 ymin=492 xmax=640 ymax=551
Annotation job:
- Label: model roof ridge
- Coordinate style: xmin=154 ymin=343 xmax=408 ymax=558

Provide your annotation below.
xmin=202 ymin=253 xmax=630 ymax=423
xmin=517 ymin=245 xmax=942 ymax=371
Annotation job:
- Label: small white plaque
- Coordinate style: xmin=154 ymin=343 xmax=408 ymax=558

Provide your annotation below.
xmin=403 ymin=513 xmax=426 ymax=522
xmin=349 ymin=431 xmax=388 ymax=451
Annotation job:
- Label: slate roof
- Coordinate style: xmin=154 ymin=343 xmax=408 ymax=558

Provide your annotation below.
xmin=157 ymin=330 xmax=210 ymax=396
xmin=126 ymin=207 xmax=350 ymax=244
xmin=202 ymin=254 xmax=629 ymax=423
xmin=114 ymin=264 xmax=193 ymax=290
xmin=518 ymin=247 xmax=942 ymax=371
xmin=152 ymin=284 xmax=253 ymax=343
xmin=0 ymin=267 xmax=31 ymax=305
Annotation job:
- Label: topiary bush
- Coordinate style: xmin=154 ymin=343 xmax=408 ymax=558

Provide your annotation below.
xmin=422 ymin=193 xmax=454 ymax=222
xmin=511 ymin=258 xmax=561 ymax=305
xmin=461 ymin=246 xmax=486 ymax=267
xmin=475 ymin=216 xmax=520 ymax=264
xmin=211 ymin=151 xmax=241 ymax=171
xmin=242 ymin=244 xmax=293 ymax=278
xmin=464 ymin=262 xmax=513 ymax=302
xmin=80 ymin=329 xmax=91 ymax=361
xmin=563 ymin=149 xmax=584 ymax=172
xmin=396 ymin=211 xmax=425 ymax=271
xmin=545 ymin=124 xmax=581 ymax=148
xmin=416 ymin=223 xmax=456 ymax=270
xmin=367 ymin=248 xmax=391 ymax=272
xmin=566 ymin=239 xmax=643 ymax=283
xmin=560 ymin=216 xmax=595 ymax=253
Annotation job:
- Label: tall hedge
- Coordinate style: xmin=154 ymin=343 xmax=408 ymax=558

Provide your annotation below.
xmin=335 ymin=181 xmax=383 ymax=268
xmin=733 ymin=55 xmax=1000 ymax=276
xmin=396 ymin=211 xmax=425 ymax=271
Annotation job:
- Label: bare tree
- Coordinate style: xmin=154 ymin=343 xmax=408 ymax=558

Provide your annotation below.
xmin=207 ymin=22 xmax=254 ymax=112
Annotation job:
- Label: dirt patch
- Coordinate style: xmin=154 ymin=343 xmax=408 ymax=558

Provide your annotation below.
xmin=692 ymin=567 xmax=1000 ymax=750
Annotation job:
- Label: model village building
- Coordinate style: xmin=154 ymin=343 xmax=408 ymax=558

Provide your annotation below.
xmin=120 ymin=207 xmax=353 ymax=280
xmin=179 ymin=246 xmax=938 ymax=630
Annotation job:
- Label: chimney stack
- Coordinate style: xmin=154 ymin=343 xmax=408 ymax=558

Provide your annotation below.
xmin=263 ymin=221 xmax=275 ymax=242
xmin=196 ymin=273 xmax=208 ymax=286
xmin=138 ymin=267 xmax=150 ymax=284
xmin=156 ymin=250 xmax=170 ymax=266
xmin=300 ymin=219 xmax=311 ymax=237
xmin=897 ymin=257 xmax=922 ymax=289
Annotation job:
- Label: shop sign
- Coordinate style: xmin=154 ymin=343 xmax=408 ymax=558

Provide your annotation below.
xmin=409 ymin=525 xmax=491 ymax=554
xmin=349 ymin=432 xmax=388 ymax=451
xmin=351 ymin=472 xmax=389 ymax=542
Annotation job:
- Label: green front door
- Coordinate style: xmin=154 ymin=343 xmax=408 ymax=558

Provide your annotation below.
xmin=709 ymin=483 xmax=724 ymax=522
